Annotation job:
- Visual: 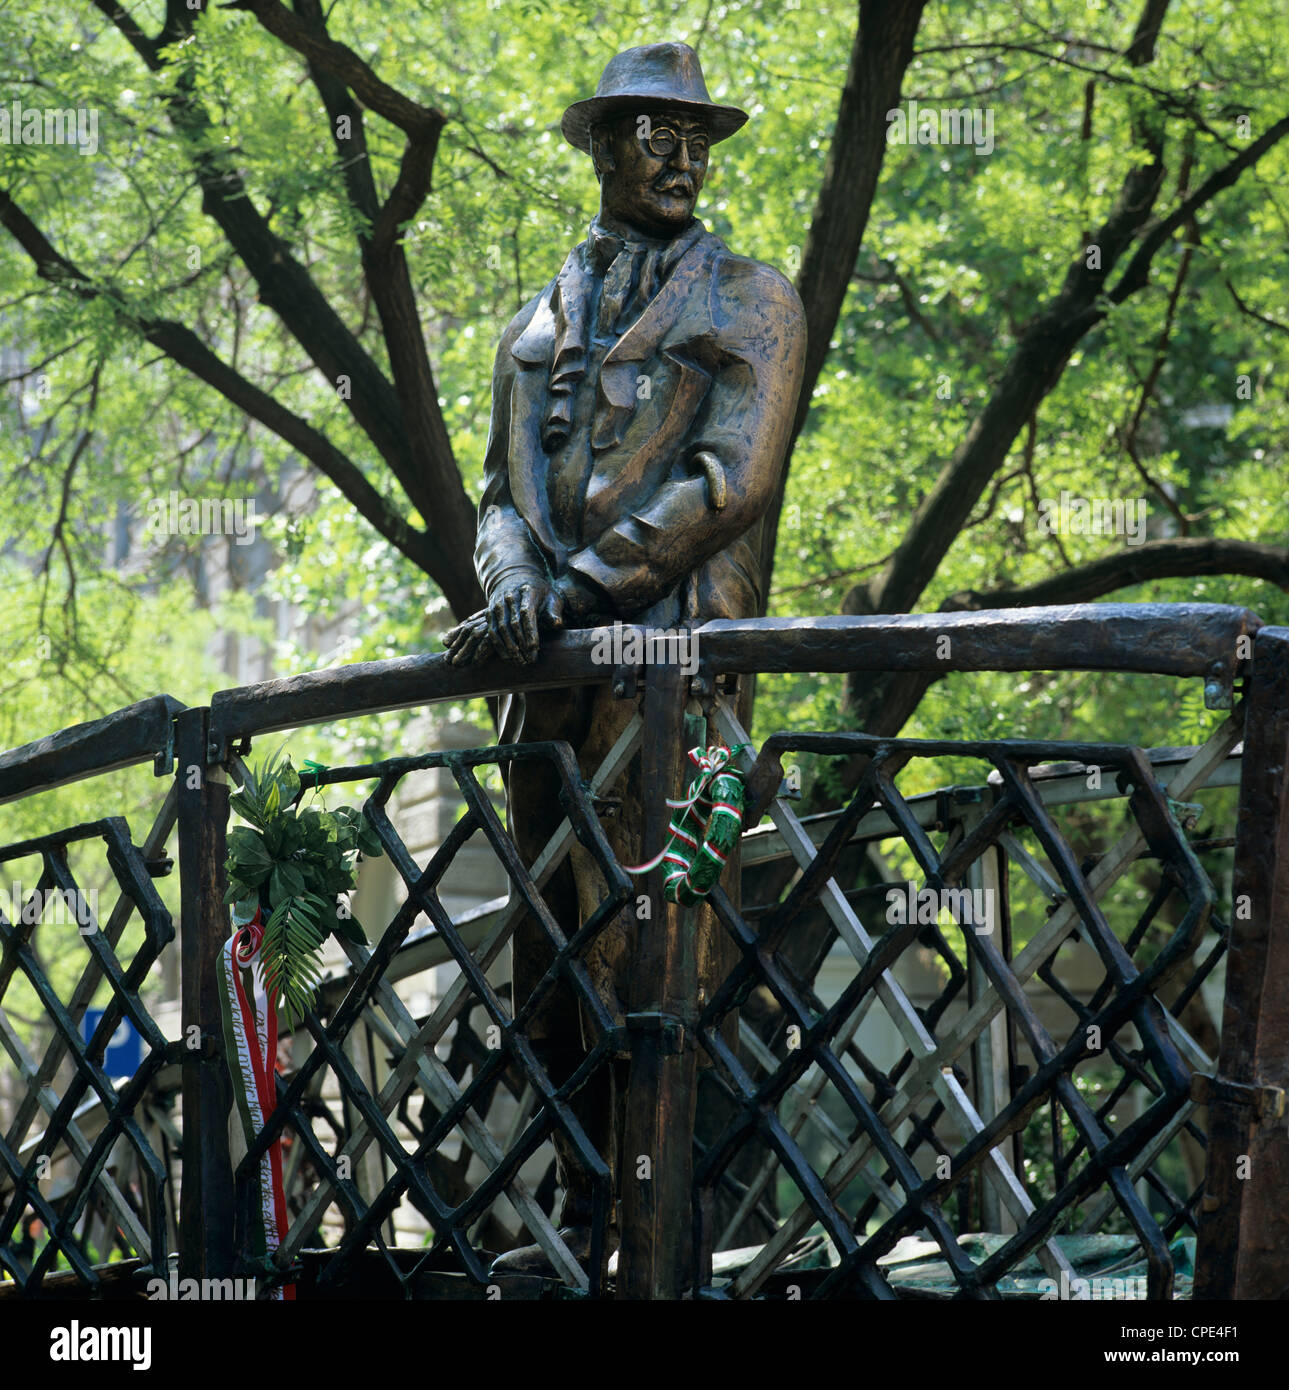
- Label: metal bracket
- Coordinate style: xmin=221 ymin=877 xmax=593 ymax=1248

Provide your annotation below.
xmin=611 ymin=667 xmax=640 ymax=700
xmin=623 ymin=1011 xmax=688 ymax=1055
xmin=934 ymin=784 xmax=983 ymax=831
xmin=1204 ymin=660 xmax=1234 ymax=710
xmin=1166 ymin=797 xmax=1204 ymax=831
xmin=1190 ymin=1071 xmax=1286 ymax=1123
xmin=154 ymin=716 xmax=178 ymax=778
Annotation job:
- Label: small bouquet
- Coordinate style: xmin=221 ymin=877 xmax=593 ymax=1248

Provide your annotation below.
xmin=223 ymin=750 xmax=383 ymax=1028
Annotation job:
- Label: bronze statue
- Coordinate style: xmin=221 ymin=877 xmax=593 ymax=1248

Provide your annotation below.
xmin=443 ymin=41 xmax=806 ymax=1275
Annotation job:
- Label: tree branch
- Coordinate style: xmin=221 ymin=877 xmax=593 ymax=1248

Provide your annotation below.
xmin=84 ymin=0 xmax=483 ymax=615
xmin=1109 ymin=114 xmax=1289 ymax=305
xmin=281 ymin=0 xmax=476 ymax=599
xmin=756 ymin=0 xmax=930 ymax=605
xmin=1225 ymin=276 xmax=1289 ymax=337
xmin=89 ymin=5 xmax=428 ymax=508
xmin=860 ymin=114 xmax=1289 ymax=621
xmin=947 ymin=538 xmax=1289 ymax=610
xmin=851 ymin=538 xmax=1288 ymax=740
xmin=227 ymin=0 xmax=447 ymax=139
xmin=0 ymin=185 xmax=461 ymax=595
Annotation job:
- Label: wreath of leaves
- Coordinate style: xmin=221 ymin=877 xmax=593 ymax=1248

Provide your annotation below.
xmin=223 ymin=749 xmax=383 ymax=1030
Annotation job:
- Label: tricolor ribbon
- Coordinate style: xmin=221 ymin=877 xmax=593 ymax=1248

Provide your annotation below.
xmin=219 ymin=907 xmax=294 ymax=1300
xmin=626 ymin=743 xmax=746 ymax=875
xmin=625 ymin=744 xmax=747 ymax=905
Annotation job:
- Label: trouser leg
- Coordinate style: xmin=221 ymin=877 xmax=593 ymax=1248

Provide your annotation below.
xmin=503 ymin=689 xmax=588 ymax=1048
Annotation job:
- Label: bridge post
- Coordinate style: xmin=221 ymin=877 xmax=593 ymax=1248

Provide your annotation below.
xmin=617 ymin=664 xmax=698 ymax=1299
xmin=175 ymin=707 xmax=236 ymax=1281
xmin=1196 ymin=626 xmax=1289 ymax=1298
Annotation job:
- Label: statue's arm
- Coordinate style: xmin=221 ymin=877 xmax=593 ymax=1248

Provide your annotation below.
xmin=447 ymin=298 xmax=561 ymax=665
xmin=561 ymin=261 xmax=806 ymax=616
xmin=474 ymin=312 xmax=550 ymax=599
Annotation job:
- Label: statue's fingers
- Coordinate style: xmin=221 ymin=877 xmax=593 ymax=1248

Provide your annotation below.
xmin=541 ymin=588 xmax=564 ymax=631
xmin=504 ymin=589 xmax=530 ymax=661
xmin=459 ymin=621 xmax=495 ymax=663
xmin=490 ymin=597 xmax=521 ymax=661
xmin=451 ymin=627 xmax=491 ymax=666
xmin=446 ymin=607 xmax=489 ymax=649
xmin=486 ymin=600 xmax=509 ymax=655
xmin=519 ymin=585 xmax=539 ymax=661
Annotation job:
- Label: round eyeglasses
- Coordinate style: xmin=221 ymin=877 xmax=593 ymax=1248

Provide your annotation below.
xmin=644 ymin=126 xmax=710 ymax=161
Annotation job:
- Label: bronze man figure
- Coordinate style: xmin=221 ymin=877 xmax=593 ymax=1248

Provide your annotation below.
xmin=443 ymin=41 xmax=806 ymax=1273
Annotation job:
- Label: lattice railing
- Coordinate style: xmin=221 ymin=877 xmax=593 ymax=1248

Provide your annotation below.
xmin=235 ymin=735 xmax=637 ymax=1297
xmin=0 ymin=812 xmax=177 ymax=1292
xmin=685 ymin=701 xmax=1241 ymax=1299
xmin=0 ymin=604 xmax=1285 ymax=1300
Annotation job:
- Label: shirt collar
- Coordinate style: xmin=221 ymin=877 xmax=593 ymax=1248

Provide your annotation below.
xmin=586 ymin=214 xmax=705 ymax=277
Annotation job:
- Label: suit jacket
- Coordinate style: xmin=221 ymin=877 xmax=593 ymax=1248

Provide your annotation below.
xmin=474 ymin=222 xmax=807 ymax=626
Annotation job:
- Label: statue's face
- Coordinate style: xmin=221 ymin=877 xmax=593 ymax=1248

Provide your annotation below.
xmin=595 ymin=109 xmax=710 ymax=237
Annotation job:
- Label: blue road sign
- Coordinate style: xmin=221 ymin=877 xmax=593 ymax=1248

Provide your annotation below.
xmin=82 ymin=1009 xmax=143 ymax=1079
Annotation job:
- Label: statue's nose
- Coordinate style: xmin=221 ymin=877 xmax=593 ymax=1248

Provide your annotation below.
xmin=670 ymin=141 xmax=693 ymax=171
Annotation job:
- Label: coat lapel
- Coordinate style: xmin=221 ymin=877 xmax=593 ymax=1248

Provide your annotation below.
xmin=592 ymin=228 xmax=715 ymax=452
xmin=507 ymin=281 xmax=563 ymax=563
xmin=502 ymin=223 xmax=720 ymax=559
xmin=510 ymin=282 xmax=559 ymax=366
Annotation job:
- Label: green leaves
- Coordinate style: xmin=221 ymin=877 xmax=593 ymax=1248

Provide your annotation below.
xmin=260 ymin=892 xmax=328 ymax=1032
xmin=223 ymin=753 xmax=383 ymax=1025
xmin=270 ymin=860 xmax=306 ymax=903
xmin=227 ymin=826 xmax=273 ymax=876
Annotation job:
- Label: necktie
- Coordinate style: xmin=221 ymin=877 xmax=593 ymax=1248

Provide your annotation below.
xmin=598 ymin=243 xmax=640 ymax=336
xmin=541 ymin=224 xmax=678 ymax=452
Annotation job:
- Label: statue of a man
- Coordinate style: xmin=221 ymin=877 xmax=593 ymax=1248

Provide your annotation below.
xmin=444 ymin=41 xmax=806 ymax=1274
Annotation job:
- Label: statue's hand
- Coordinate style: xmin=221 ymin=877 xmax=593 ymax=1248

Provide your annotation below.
xmin=442 ymin=575 xmax=575 ymax=667
xmin=443 ymin=609 xmax=493 ymax=666
xmin=486 ymin=574 xmax=556 ymax=665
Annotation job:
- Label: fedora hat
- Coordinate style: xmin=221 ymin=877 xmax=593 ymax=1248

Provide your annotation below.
xmin=561 ymin=42 xmax=748 ymax=154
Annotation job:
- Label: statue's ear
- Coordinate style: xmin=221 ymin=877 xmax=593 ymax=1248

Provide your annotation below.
xmin=589 ymin=123 xmax=616 ymax=179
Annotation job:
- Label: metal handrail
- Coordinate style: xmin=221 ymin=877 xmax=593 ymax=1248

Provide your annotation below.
xmin=0 ymin=602 xmax=1259 ymax=807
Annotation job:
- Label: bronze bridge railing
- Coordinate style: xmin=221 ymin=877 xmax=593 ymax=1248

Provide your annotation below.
xmin=0 ymin=602 xmax=1286 ymax=1300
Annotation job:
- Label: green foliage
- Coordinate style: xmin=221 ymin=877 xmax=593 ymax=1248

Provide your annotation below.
xmin=0 ymin=0 xmax=1286 ymax=757
xmin=224 ymin=750 xmax=383 ymax=1029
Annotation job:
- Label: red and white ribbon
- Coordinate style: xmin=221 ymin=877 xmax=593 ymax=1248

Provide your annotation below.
xmin=220 ymin=910 xmax=294 ymax=1300
xmin=625 ymin=743 xmax=744 ymax=876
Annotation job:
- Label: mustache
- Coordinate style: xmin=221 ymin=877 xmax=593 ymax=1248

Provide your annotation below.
xmin=655 ymin=174 xmax=695 ymax=196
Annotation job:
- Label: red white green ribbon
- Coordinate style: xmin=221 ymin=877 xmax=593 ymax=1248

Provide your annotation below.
xmin=626 ymin=744 xmax=747 ymax=906
xmin=219 ymin=908 xmax=294 ymax=1300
